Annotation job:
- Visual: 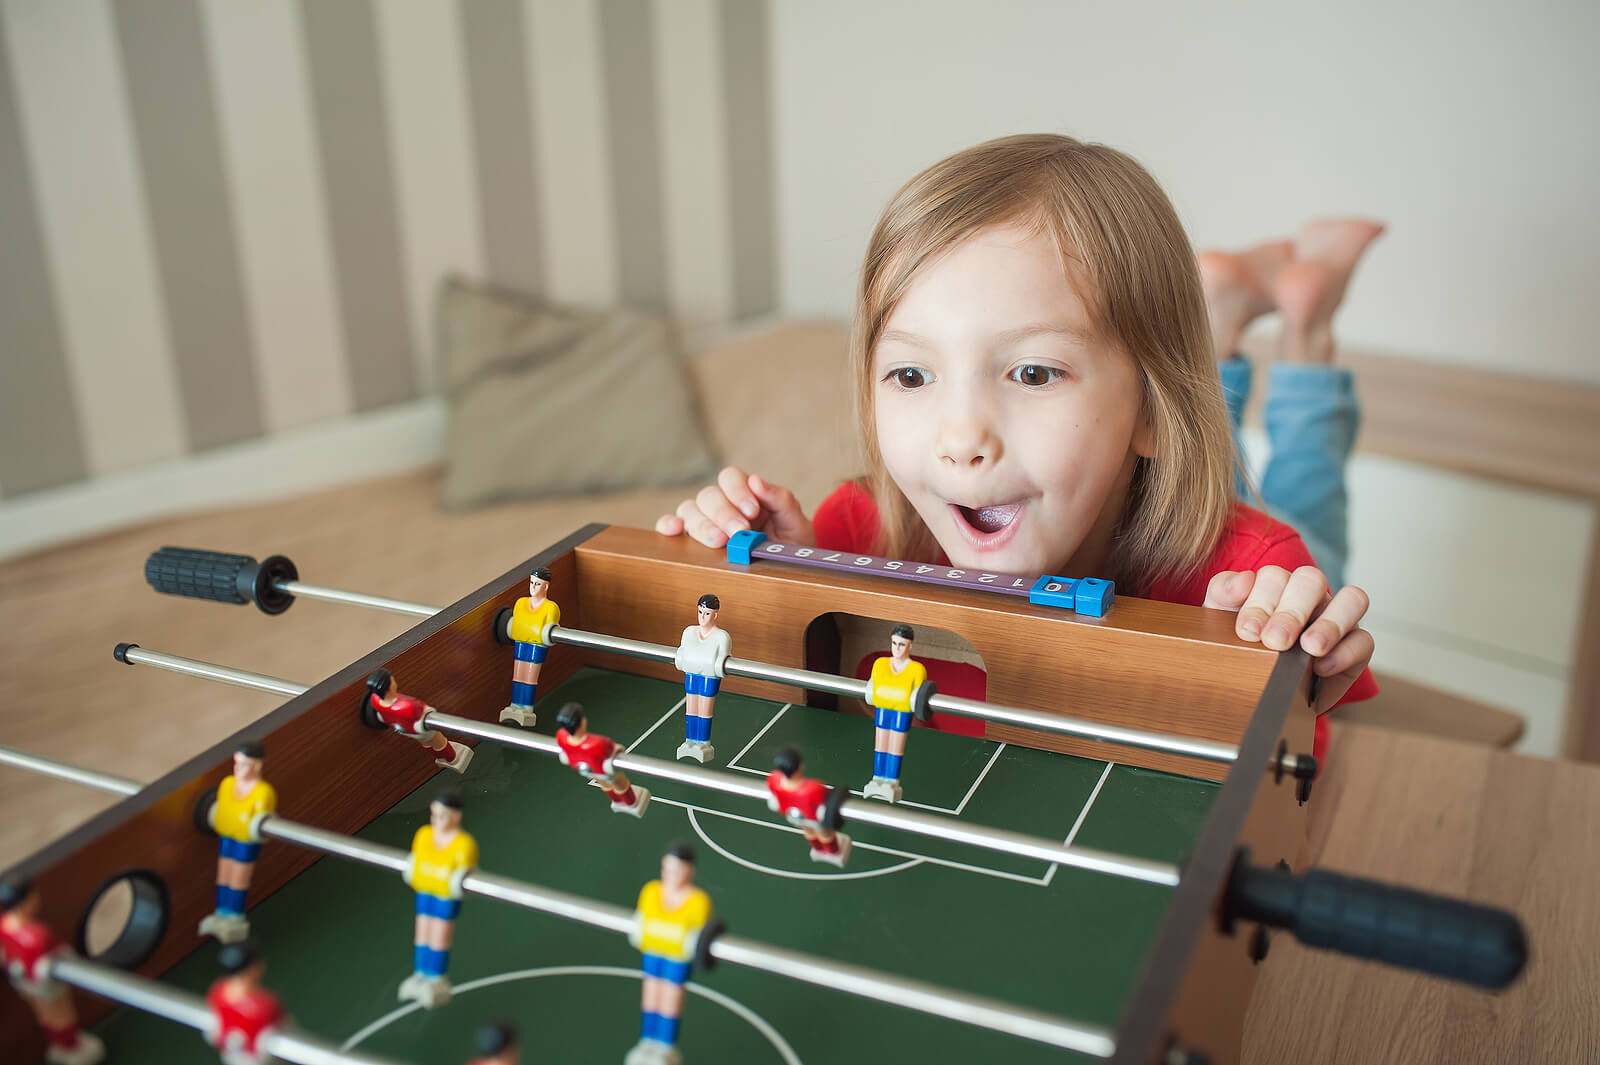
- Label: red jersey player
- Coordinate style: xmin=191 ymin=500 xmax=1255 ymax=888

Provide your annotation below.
xmin=0 ymin=875 xmax=104 ymax=1065
xmin=365 ymin=669 xmax=473 ymax=773
xmin=767 ymin=746 xmax=851 ymax=867
xmin=555 ymin=703 xmax=650 ymax=817
xmin=465 ymin=1021 xmax=520 ymax=1065
xmin=204 ymin=939 xmax=286 ymax=1065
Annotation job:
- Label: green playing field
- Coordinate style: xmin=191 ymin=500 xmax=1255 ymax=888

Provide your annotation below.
xmin=93 ymin=666 xmax=1218 ymax=1064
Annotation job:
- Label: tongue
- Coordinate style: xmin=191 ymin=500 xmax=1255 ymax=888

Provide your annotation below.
xmin=963 ymin=504 xmax=1021 ymax=533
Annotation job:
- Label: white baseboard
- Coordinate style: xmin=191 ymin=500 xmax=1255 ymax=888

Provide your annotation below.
xmin=0 ymin=398 xmax=447 ymax=562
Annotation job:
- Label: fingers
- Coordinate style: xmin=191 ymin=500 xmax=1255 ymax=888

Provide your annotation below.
xmin=748 ymin=474 xmax=813 ymax=544
xmin=694 ymin=480 xmax=751 ymax=540
xmin=717 ymin=466 xmax=761 ymax=522
xmin=674 ymin=499 xmax=728 ymax=549
xmin=1312 ymin=627 xmax=1376 ymax=714
xmin=1301 ymin=585 xmax=1371 ymax=657
xmin=654 ymin=468 xmax=812 ymax=549
xmin=1202 ymin=570 xmax=1252 ymax=610
xmin=1236 ymin=566 xmax=1327 ymax=650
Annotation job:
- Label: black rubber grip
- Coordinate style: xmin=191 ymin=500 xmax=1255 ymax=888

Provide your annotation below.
xmin=144 ymin=547 xmax=298 ymax=616
xmin=1225 ymin=850 xmax=1527 ymax=989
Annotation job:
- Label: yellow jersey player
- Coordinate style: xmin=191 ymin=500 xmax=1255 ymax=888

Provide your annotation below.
xmin=627 ymin=842 xmax=712 ymax=1065
xmin=501 ymin=568 xmax=560 ymax=727
xmin=199 ymin=741 xmax=277 ymax=943
xmin=400 ymin=789 xmax=478 ymax=1008
xmin=863 ymin=625 xmax=930 ymax=803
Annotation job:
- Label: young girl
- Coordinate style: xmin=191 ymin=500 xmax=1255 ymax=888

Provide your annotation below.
xmin=658 ymin=134 xmax=1376 ymax=721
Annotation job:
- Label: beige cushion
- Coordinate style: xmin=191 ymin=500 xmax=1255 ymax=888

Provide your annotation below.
xmin=436 ymin=277 xmax=721 ymax=510
xmin=683 ymin=321 xmax=862 ymax=512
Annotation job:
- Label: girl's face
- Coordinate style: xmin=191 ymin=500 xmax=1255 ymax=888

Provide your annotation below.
xmin=873 ymin=222 xmax=1153 ymax=577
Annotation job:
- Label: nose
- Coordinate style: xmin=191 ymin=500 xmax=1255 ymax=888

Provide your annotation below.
xmin=937 ymin=413 xmax=1001 ymax=469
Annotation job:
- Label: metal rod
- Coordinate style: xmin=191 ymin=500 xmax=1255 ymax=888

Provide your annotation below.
xmin=709 ymin=936 xmax=1116 ymax=1057
xmin=120 ymin=646 xmax=307 ymax=698
xmin=106 ymin=649 xmax=1179 ymax=885
xmin=46 ymin=955 xmax=406 ymax=1065
xmin=549 ymin=626 xmax=1238 ymax=764
xmin=0 ymin=747 xmax=141 ymax=796
xmin=256 ymin=811 xmax=1115 ymax=1056
xmin=278 ymin=579 xmax=437 ymax=620
xmin=429 ymin=713 xmax=1179 ymax=887
xmin=256 ymin=569 xmax=1232 ymax=765
xmin=7 ymin=737 xmax=1119 ymax=1055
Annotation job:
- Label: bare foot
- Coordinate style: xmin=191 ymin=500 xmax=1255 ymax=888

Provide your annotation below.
xmin=1275 ymin=219 xmax=1386 ymax=363
xmin=1198 ymin=239 xmax=1292 ymax=362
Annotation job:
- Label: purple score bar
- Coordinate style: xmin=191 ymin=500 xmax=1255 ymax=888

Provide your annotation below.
xmin=723 ymin=530 xmax=1114 ymax=617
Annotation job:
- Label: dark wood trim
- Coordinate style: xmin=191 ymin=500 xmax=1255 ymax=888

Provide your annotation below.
xmin=1109 ymin=649 xmax=1313 ymax=1065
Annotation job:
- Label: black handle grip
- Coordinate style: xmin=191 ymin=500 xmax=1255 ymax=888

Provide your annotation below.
xmin=144 ymin=547 xmax=298 ymax=616
xmin=1226 ymin=850 xmax=1526 ymax=989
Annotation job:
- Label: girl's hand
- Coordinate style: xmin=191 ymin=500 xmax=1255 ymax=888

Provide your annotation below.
xmin=1203 ymin=565 xmax=1374 ymax=714
xmin=655 ymin=466 xmax=815 ymax=549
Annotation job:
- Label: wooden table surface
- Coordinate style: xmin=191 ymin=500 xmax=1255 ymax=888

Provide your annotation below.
xmin=1242 ymin=721 xmax=1600 ymax=1064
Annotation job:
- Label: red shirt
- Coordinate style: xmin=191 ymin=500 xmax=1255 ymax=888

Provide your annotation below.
xmin=556 ymin=729 xmax=617 ymax=777
xmin=373 ymin=692 xmax=428 ymax=734
xmin=812 ymin=482 xmax=1376 ymax=758
xmin=207 ymin=978 xmax=285 ymax=1058
xmin=1 ymin=914 xmax=61 ymax=987
xmin=767 ymin=771 xmax=829 ymax=823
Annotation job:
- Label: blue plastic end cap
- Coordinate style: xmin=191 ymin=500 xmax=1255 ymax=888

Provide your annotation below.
xmin=1074 ymin=577 xmax=1115 ymax=617
xmin=1028 ymin=575 xmax=1079 ymax=609
xmin=725 ymin=529 xmax=769 ymax=566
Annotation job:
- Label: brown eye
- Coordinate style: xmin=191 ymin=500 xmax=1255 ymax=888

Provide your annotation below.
xmin=1009 ymin=364 xmax=1063 ymax=387
xmin=887 ymin=367 xmax=927 ymax=389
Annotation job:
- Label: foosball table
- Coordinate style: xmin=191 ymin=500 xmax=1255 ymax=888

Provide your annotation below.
xmin=0 ymin=525 xmax=1527 ymax=1065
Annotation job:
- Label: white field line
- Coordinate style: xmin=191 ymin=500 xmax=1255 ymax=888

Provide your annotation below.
xmin=1043 ymin=761 xmax=1115 ymax=887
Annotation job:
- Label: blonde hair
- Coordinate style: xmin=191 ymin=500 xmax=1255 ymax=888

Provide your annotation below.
xmin=849 ymin=133 xmax=1236 ymax=593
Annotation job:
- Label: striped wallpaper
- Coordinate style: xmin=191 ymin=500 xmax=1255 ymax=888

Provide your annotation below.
xmin=0 ymin=0 xmax=776 ymax=500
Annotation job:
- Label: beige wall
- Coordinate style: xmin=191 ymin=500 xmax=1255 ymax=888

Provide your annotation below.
xmin=772 ymin=0 xmax=1599 ymax=383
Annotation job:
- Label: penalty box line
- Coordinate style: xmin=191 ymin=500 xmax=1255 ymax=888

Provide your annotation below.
xmin=725 ymin=703 xmax=1008 ymax=819
xmin=615 ymin=695 xmax=1054 ymax=886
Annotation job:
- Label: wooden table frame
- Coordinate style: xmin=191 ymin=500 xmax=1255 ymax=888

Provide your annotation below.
xmin=3 ymin=524 xmax=1317 ymax=1064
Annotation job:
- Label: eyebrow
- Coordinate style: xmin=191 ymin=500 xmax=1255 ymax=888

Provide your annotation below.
xmin=878 ymin=322 xmax=1094 ymax=349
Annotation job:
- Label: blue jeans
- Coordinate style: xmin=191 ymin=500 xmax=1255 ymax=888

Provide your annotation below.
xmin=1220 ymin=356 xmax=1359 ymax=591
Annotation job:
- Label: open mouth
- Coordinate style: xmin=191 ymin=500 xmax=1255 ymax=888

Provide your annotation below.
xmin=949 ymin=501 xmax=1025 ymax=550
xmin=958 ymin=503 xmax=1022 ymax=533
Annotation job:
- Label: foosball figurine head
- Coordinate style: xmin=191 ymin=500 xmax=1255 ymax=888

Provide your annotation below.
xmin=696 ymin=593 xmax=720 ymax=629
xmin=431 ymin=789 xmax=465 ymax=836
xmin=0 ymin=873 xmax=41 ymax=920
xmin=216 ymin=939 xmax=266 ymax=987
xmin=365 ymin=669 xmax=394 ymax=703
xmin=772 ymin=746 xmax=804 ymax=782
xmin=889 ymin=624 xmax=915 ymax=663
xmin=662 ymin=840 xmax=696 ymax=891
xmin=555 ymin=702 xmax=587 ymax=738
xmin=232 ymin=740 xmax=265 ymax=785
xmin=528 ymin=568 xmax=551 ymax=601
xmin=470 ymin=1021 xmax=520 ymax=1065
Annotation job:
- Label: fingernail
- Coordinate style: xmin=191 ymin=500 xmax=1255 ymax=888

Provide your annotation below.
xmin=1304 ymin=632 xmax=1327 ymax=655
xmin=728 ymin=519 xmax=750 ymax=534
xmin=1263 ymin=623 xmax=1290 ymax=648
xmin=1239 ymin=618 xmax=1262 ymax=638
xmin=740 ymin=500 xmax=759 ymax=518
